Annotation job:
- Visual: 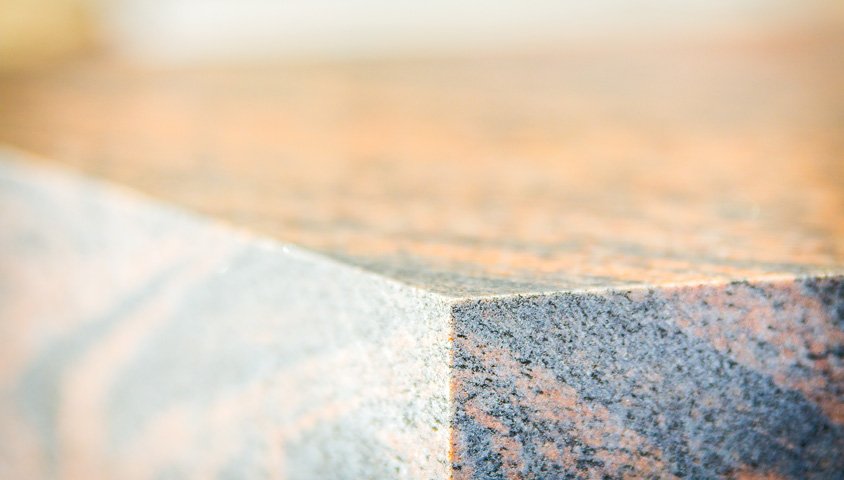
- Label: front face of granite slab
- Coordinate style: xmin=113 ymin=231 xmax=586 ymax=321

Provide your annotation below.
xmin=0 ymin=35 xmax=842 ymax=296
xmin=451 ymin=279 xmax=844 ymax=479
xmin=0 ymin=157 xmax=451 ymax=479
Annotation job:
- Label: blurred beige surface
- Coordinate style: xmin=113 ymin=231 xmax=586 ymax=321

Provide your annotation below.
xmin=0 ymin=0 xmax=94 ymax=69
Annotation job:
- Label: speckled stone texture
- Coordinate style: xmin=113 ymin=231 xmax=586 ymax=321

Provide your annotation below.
xmin=451 ymin=280 xmax=844 ymax=479
xmin=2 ymin=31 xmax=844 ymax=480
xmin=1 ymin=35 xmax=842 ymax=297
xmin=2 ymin=150 xmax=843 ymax=479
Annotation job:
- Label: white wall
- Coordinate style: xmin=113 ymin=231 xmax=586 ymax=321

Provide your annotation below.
xmin=102 ymin=0 xmax=840 ymax=63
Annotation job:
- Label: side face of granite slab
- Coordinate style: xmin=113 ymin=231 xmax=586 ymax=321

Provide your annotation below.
xmin=450 ymin=279 xmax=844 ymax=479
xmin=0 ymin=156 xmax=452 ymax=479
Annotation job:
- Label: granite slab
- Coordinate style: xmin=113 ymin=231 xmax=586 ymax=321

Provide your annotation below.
xmin=1 ymin=32 xmax=843 ymax=479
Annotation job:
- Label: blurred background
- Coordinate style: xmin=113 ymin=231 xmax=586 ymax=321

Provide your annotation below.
xmin=1 ymin=0 xmax=843 ymax=68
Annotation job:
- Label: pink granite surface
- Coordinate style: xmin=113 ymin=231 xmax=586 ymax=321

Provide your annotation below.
xmin=0 ymin=31 xmax=843 ymax=480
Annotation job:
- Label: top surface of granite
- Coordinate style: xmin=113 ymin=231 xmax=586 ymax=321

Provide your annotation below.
xmin=1 ymin=34 xmax=842 ymax=297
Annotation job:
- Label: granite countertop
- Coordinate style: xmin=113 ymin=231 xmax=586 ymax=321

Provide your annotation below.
xmin=0 ymin=34 xmax=842 ymax=297
xmin=2 ymin=29 xmax=844 ymax=480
